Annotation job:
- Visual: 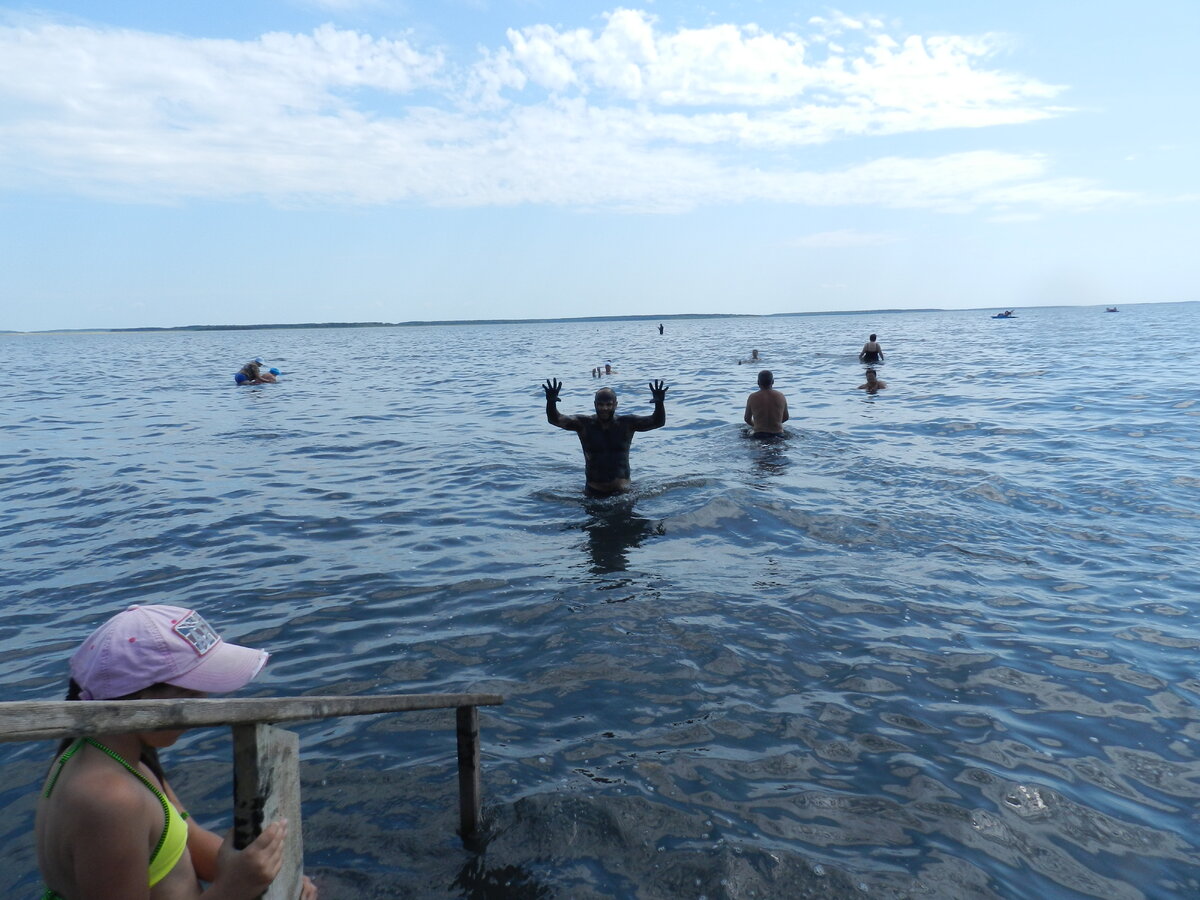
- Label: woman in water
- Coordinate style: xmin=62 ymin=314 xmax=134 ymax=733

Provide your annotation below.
xmin=35 ymin=604 xmax=317 ymax=899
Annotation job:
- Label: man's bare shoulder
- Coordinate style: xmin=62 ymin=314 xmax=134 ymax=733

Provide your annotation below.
xmin=553 ymin=414 xmax=587 ymax=431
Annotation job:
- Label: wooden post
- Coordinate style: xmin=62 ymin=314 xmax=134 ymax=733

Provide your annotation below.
xmin=456 ymin=705 xmax=481 ymax=843
xmin=233 ymin=723 xmax=304 ymax=900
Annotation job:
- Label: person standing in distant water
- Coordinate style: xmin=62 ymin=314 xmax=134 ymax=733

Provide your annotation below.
xmin=542 ymin=378 xmax=668 ymax=495
xmin=744 ymin=370 xmax=789 ymax=437
xmin=859 ymin=334 xmax=884 ymax=364
xmin=658 ymin=323 xmax=664 ymax=335
xmin=858 ymin=368 xmax=888 ymax=393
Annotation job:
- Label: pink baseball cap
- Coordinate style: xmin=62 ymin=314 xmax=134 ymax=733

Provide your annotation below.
xmin=70 ymin=605 xmax=269 ymax=701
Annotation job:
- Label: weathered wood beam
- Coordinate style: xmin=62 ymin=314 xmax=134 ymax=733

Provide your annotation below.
xmin=233 ymin=724 xmax=304 ymax=900
xmin=0 ymin=693 xmax=503 ymax=742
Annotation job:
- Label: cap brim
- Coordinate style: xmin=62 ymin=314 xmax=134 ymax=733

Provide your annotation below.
xmin=169 ymin=641 xmax=268 ymax=694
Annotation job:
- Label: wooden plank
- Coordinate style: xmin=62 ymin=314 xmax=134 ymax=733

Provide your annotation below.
xmin=456 ymin=705 xmax=481 ymax=842
xmin=0 ymin=693 xmax=503 ymax=743
xmin=233 ymin=724 xmax=304 ymax=900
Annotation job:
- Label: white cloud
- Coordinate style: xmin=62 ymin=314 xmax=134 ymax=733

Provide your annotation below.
xmin=475 ymin=8 xmax=1062 ymax=120
xmin=0 ymin=11 xmax=1132 ymax=216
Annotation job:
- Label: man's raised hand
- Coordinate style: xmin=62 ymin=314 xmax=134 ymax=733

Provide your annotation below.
xmin=649 ymin=380 xmax=669 ymax=403
xmin=542 ymin=378 xmax=563 ymax=403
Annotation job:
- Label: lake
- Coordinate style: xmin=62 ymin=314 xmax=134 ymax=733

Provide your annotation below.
xmin=2 ymin=302 xmax=1198 ymax=898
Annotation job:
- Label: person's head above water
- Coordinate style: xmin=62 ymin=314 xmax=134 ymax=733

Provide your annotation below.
xmin=757 ymin=370 xmax=774 ymax=388
xmin=868 ymin=334 xmax=877 ymax=342
xmin=69 ymin=604 xmax=269 ymax=700
xmin=594 ymin=387 xmax=617 ymax=419
xmin=865 ymin=367 xmax=878 ymax=382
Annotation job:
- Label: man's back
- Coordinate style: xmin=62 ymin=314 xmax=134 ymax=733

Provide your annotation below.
xmin=745 ymin=387 xmax=789 ymax=434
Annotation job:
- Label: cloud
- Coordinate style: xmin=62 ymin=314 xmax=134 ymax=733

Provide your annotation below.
xmin=0 ymin=10 xmax=1130 ymax=216
xmin=473 ymin=9 xmax=1063 ymax=122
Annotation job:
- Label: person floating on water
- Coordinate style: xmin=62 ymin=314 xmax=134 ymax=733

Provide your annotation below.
xmin=35 ymin=604 xmax=318 ymax=900
xmin=744 ymin=370 xmax=789 ymax=437
xmin=859 ymin=334 xmax=884 ymax=364
xmin=738 ymin=349 xmax=761 ymax=365
xmin=235 ymin=358 xmax=277 ymax=385
xmin=542 ymin=378 xmax=668 ymax=495
xmin=858 ymin=368 xmax=888 ymax=393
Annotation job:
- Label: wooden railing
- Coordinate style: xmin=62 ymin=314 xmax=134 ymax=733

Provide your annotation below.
xmin=0 ymin=692 xmax=503 ymax=899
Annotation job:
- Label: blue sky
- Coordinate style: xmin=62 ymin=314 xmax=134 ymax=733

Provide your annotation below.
xmin=1 ymin=1 xmax=1196 ymax=330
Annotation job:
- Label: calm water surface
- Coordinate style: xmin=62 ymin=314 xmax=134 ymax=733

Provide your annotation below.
xmin=2 ymin=304 xmax=1199 ymax=899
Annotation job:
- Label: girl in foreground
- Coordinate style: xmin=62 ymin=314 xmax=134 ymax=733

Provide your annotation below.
xmin=35 ymin=604 xmax=317 ymax=899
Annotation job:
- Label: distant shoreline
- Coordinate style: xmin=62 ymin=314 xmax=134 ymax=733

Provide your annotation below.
xmin=2 ymin=301 xmax=1182 ymax=335
xmin=0 ymin=308 xmax=946 ymax=335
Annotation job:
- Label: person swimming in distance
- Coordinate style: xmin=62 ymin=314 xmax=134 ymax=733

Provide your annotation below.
xmin=858 ymin=368 xmax=888 ymax=393
xmin=738 ymin=349 xmax=761 ymax=365
xmin=237 ymin=358 xmax=277 ymax=385
xmin=35 ymin=604 xmax=317 ymax=900
xmin=859 ymin=334 xmax=884 ymax=364
xmin=744 ymin=370 xmax=789 ymax=437
xmin=542 ymin=378 xmax=668 ymax=495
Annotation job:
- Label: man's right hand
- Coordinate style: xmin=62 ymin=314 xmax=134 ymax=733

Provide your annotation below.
xmin=542 ymin=378 xmax=562 ymax=403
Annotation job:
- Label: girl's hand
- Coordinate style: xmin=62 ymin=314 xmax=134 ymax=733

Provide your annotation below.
xmin=213 ymin=819 xmax=287 ymax=897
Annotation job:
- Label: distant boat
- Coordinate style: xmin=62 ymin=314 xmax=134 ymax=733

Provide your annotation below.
xmin=992 ymin=311 xmax=1017 ymax=319
xmin=1106 ymin=307 xmax=1119 ymax=312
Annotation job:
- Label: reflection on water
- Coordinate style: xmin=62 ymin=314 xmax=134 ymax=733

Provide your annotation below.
xmin=2 ymin=304 xmax=1199 ymax=899
xmin=744 ymin=429 xmax=792 ymax=482
xmin=453 ymin=858 xmax=553 ymax=900
xmin=580 ymin=495 xmax=665 ymax=575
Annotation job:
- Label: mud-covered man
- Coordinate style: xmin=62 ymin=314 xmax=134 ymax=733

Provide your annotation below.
xmin=542 ymin=378 xmax=668 ymax=494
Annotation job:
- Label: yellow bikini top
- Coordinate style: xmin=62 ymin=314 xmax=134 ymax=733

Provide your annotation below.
xmin=43 ymin=738 xmax=190 ymax=889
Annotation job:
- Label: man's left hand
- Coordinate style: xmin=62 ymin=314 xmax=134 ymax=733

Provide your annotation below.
xmin=649 ymin=380 xmax=668 ymax=402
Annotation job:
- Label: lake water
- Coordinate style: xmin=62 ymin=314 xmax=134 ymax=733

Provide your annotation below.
xmin=2 ymin=303 xmax=1199 ymax=899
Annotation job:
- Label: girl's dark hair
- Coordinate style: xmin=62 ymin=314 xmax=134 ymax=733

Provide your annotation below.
xmin=54 ymin=678 xmax=166 ymax=784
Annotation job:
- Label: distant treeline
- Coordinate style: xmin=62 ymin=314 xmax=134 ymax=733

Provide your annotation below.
xmin=15 ymin=308 xmax=944 ymax=335
xmin=108 ymin=322 xmax=394 ymax=332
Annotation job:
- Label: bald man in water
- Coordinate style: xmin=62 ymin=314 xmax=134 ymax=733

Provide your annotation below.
xmin=744 ymin=369 xmax=789 ymax=436
xmin=542 ymin=378 xmax=668 ymax=494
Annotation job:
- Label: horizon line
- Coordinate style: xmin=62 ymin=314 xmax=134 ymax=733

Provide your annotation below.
xmin=2 ymin=300 xmax=1181 ymax=335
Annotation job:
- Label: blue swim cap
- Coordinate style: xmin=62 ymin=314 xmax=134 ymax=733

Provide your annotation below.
xmin=234 ymin=373 xmax=248 ymax=384
xmin=269 ymin=368 xmax=280 ymax=376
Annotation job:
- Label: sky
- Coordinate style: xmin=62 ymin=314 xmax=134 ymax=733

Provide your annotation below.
xmin=1 ymin=1 xmax=1196 ymax=330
